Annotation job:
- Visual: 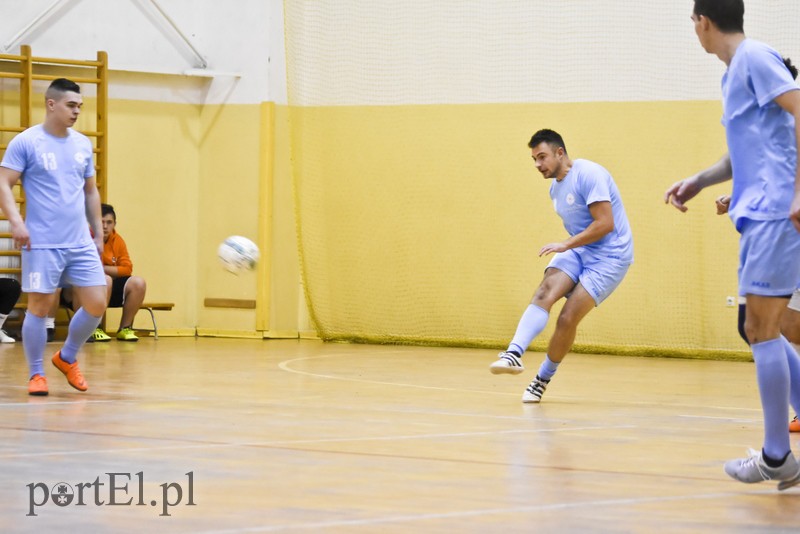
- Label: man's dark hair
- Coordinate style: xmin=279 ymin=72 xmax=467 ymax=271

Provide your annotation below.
xmin=693 ymin=0 xmax=744 ymax=33
xmin=784 ymin=57 xmax=798 ymax=80
xmin=45 ymin=78 xmax=81 ymax=100
xmin=528 ymin=129 xmax=567 ymax=154
xmin=101 ymin=203 xmax=116 ymax=221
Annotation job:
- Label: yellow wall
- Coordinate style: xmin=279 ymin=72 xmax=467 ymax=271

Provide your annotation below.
xmin=195 ymin=103 xmax=261 ymax=335
xmin=1 ymin=92 xmax=306 ymax=338
xmin=290 ymin=100 xmax=746 ymax=357
xmin=267 ymin=103 xmax=311 ymax=337
xmin=104 ymin=99 xmax=305 ymax=338
xmin=1 ymin=90 xmax=750 ymax=357
xmin=104 ymin=99 xmax=200 ymax=335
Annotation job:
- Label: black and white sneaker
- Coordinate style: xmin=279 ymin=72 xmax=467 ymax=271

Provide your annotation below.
xmin=522 ymin=374 xmax=550 ymax=403
xmin=489 ymin=351 xmax=524 ymax=375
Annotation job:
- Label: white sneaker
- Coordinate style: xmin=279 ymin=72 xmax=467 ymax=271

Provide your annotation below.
xmin=522 ymin=374 xmax=550 ymax=403
xmin=0 ymin=329 xmax=15 ymax=343
xmin=489 ymin=351 xmax=524 ymax=375
xmin=724 ymin=448 xmax=800 ymax=490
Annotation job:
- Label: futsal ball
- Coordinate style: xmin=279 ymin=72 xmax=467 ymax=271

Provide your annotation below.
xmin=218 ymin=236 xmax=259 ymax=273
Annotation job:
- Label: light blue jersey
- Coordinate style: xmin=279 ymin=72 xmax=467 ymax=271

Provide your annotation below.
xmin=722 ymin=39 xmax=799 ymax=230
xmin=1 ymin=124 xmax=94 ymax=248
xmin=550 ymin=159 xmax=633 ymax=263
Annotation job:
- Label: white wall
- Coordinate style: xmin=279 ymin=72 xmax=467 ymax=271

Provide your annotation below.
xmin=0 ymin=0 xmax=287 ymax=104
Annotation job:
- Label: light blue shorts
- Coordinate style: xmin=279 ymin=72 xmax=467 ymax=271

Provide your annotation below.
xmin=738 ymin=218 xmax=800 ymax=297
xmin=21 ymin=244 xmax=106 ymax=293
xmin=547 ymin=249 xmax=631 ymax=306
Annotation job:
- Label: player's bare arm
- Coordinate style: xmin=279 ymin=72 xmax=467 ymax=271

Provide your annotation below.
xmin=83 ymin=176 xmax=104 ymax=253
xmin=665 ymin=154 xmax=732 ymax=212
xmin=774 ymin=89 xmax=800 ymax=232
xmin=0 ymin=167 xmax=28 ymax=249
xmin=539 ymin=201 xmax=614 ymax=256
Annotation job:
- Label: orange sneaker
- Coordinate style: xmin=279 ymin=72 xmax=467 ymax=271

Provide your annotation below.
xmin=51 ymin=351 xmax=88 ymax=392
xmin=791 ymin=416 xmax=800 ymax=433
xmin=28 ymin=374 xmax=49 ymax=396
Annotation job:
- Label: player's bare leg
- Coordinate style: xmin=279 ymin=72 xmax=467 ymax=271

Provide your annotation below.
xmin=725 ymin=295 xmax=800 ymax=490
xmin=522 ymin=284 xmax=595 ymax=403
xmin=490 ymin=268 xmax=575 ymax=375
xmin=546 ymin=284 xmax=596 ymax=362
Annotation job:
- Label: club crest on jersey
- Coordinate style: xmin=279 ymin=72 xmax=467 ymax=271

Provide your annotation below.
xmin=566 ymin=193 xmax=576 ymax=206
xmin=74 ymin=153 xmax=86 ymax=164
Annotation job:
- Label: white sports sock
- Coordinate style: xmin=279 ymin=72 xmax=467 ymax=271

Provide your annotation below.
xmin=508 ymin=305 xmax=549 ymax=357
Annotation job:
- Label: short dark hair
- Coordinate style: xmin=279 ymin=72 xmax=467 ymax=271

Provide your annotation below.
xmin=45 ymin=78 xmax=81 ymax=101
xmin=693 ymin=0 xmax=744 ymax=33
xmin=101 ymin=203 xmax=116 ymax=221
xmin=784 ymin=57 xmax=798 ymax=80
xmin=528 ymin=129 xmax=567 ymax=154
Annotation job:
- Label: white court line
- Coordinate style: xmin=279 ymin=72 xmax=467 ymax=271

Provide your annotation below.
xmin=278 ymin=354 xmax=762 ymax=413
xmin=0 ymin=424 xmax=635 ymax=459
xmin=0 ymin=394 xmax=207 ymax=409
xmin=0 ymin=399 xmax=125 ymax=408
xmin=197 ymin=489 xmax=775 ymax=533
xmin=278 ymin=354 xmax=519 ymax=396
xmin=679 ymin=414 xmax=761 ymax=423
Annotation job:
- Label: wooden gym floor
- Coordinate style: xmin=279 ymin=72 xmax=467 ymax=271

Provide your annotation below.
xmin=0 ymin=338 xmax=798 ymax=533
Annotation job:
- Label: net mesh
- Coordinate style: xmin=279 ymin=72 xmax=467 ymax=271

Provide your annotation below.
xmin=283 ymin=1 xmax=800 ymax=357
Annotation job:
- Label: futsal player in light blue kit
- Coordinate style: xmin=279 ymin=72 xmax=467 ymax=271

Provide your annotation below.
xmin=665 ymin=0 xmax=800 ymax=489
xmin=489 ymin=129 xmax=633 ymax=403
xmin=0 ymin=78 xmax=108 ymax=396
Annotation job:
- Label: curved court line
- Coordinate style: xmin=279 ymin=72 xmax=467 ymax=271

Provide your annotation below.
xmin=278 ymin=353 xmax=763 ymax=413
xmin=278 ymin=353 xmax=519 ymax=396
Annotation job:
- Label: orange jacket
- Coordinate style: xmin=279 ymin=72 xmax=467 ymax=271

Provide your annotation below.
xmin=102 ymin=230 xmax=133 ymax=277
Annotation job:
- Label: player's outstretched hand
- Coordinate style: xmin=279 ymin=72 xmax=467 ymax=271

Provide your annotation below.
xmin=539 ymin=242 xmax=568 ymax=257
xmin=664 ymin=177 xmax=701 ymax=212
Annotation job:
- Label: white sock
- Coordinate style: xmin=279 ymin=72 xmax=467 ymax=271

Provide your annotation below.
xmin=0 ymin=313 xmax=7 ymax=328
xmin=508 ymin=305 xmax=549 ymax=357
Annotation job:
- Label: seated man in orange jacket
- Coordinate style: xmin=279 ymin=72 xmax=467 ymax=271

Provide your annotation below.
xmin=62 ymin=203 xmax=146 ymax=342
xmin=97 ymin=203 xmax=146 ymax=341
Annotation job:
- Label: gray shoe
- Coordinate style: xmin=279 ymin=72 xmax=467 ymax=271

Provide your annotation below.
xmin=724 ymin=449 xmax=800 ymax=490
xmin=489 ymin=351 xmax=525 ymax=375
xmin=522 ymin=374 xmax=550 ymax=403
